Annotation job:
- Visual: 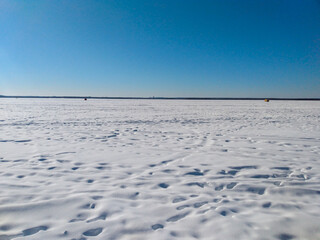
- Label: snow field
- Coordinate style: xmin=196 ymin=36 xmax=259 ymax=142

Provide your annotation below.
xmin=0 ymin=99 xmax=320 ymax=240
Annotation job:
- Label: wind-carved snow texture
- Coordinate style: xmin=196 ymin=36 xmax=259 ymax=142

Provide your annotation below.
xmin=0 ymin=99 xmax=320 ymax=240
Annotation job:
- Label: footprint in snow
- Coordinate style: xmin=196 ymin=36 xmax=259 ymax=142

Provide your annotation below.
xmin=151 ymin=224 xmax=164 ymax=230
xmin=22 ymin=226 xmax=48 ymax=236
xmin=82 ymin=228 xmax=103 ymax=236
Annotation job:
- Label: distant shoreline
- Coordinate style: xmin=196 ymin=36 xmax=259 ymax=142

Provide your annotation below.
xmin=0 ymin=95 xmax=320 ymax=101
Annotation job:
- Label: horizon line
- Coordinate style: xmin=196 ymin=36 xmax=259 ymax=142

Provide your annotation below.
xmin=1 ymin=95 xmax=320 ymax=101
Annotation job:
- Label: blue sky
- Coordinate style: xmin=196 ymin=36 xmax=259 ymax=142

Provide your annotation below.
xmin=0 ymin=0 xmax=319 ymax=97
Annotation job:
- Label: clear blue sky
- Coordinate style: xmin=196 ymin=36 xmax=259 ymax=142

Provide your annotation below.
xmin=0 ymin=0 xmax=319 ymax=97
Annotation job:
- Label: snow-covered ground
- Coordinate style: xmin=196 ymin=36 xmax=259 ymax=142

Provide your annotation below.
xmin=0 ymin=99 xmax=319 ymax=240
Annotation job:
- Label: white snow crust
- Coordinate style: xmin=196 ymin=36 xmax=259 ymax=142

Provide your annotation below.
xmin=0 ymin=99 xmax=320 ymax=240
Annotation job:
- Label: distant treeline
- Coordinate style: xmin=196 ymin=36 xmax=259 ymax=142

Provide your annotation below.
xmin=0 ymin=95 xmax=319 ymax=101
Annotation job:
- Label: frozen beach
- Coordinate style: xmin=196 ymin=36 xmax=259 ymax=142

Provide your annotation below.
xmin=0 ymin=99 xmax=320 ymax=240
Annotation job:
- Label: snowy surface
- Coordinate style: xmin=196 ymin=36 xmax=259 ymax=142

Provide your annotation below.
xmin=0 ymin=99 xmax=320 ymax=240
